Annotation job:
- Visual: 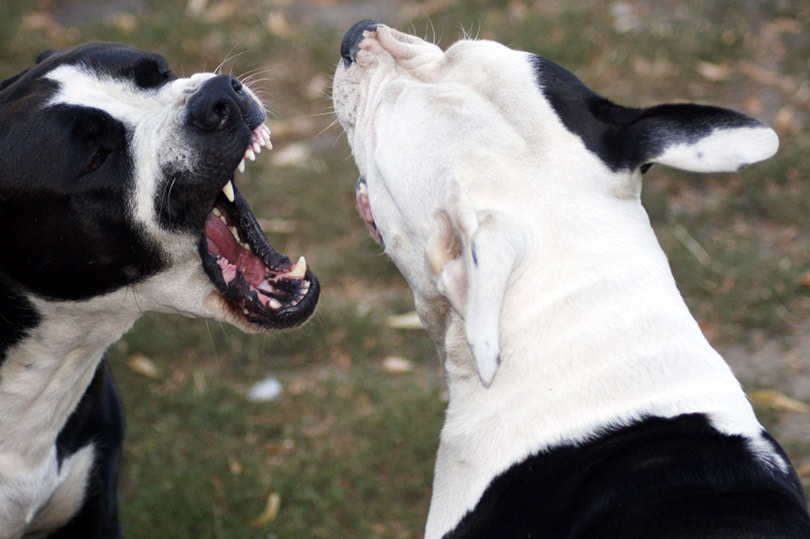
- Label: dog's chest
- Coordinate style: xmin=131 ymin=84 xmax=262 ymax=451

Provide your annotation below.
xmin=0 ymin=444 xmax=95 ymax=537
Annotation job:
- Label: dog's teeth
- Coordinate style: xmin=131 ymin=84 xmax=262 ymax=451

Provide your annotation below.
xmin=287 ymin=256 xmax=307 ymax=279
xmin=238 ymin=159 xmax=246 ymax=173
xmin=257 ymin=280 xmax=278 ymax=296
xmin=260 ymin=125 xmax=273 ymax=149
xmin=246 ymin=148 xmax=256 ymax=162
xmin=253 ymin=141 xmax=262 ymax=154
xmin=268 ymin=298 xmax=282 ymax=310
xmin=222 ymin=180 xmax=235 ymax=203
xmin=212 ymin=207 xmax=223 ymax=217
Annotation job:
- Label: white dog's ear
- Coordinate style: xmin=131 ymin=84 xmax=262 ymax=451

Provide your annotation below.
xmin=619 ymin=104 xmax=778 ymax=173
xmin=535 ymin=56 xmax=777 ymax=174
xmin=427 ymin=186 xmax=524 ymax=387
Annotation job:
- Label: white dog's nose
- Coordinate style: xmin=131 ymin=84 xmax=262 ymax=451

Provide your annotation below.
xmin=340 ymin=19 xmax=379 ymax=67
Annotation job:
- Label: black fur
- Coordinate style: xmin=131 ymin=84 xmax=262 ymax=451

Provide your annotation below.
xmin=53 ymin=361 xmax=124 ymax=538
xmin=0 ymin=281 xmax=41 ymax=365
xmin=0 ymin=45 xmax=168 ymax=302
xmin=531 ymin=55 xmax=766 ymax=172
xmin=445 ymin=414 xmax=810 ymax=539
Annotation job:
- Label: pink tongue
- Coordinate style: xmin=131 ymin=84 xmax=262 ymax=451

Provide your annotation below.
xmin=205 ymin=214 xmax=267 ymax=285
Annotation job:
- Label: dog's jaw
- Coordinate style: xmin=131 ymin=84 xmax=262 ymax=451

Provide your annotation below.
xmin=41 ymin=62 xmax=319 ymax=331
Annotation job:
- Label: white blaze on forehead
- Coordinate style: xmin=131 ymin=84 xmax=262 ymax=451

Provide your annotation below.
xmin=45 ymin=65 xmax=218 ymax=245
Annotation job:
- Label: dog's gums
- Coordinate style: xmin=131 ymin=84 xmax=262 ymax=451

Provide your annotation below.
xmin=201 ymin=123 xmax=319 ymax=329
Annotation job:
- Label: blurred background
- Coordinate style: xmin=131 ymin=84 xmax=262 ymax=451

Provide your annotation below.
xmin=1 ymin=1 xmax=808 ymax=537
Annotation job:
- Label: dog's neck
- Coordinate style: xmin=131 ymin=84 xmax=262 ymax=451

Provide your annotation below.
xmin=0 ymin=291 xmax=139 ymax=468
xmin=424 ymin=194 xmax=764 ymax=538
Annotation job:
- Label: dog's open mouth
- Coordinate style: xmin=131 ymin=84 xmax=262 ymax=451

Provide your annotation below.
xmin=200 ymin=124 xmax=319 ymax=329
xmin=355 ymin=177 xmax=383 ymax=246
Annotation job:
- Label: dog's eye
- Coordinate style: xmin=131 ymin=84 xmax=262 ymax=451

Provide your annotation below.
xmin=82 ymin=149 xmax=111 ymax=175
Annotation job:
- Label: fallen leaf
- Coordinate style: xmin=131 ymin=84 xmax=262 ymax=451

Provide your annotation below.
xmin=696 ymin=61 xmax=731 ymax=82
xmin=382 ymin=356 xmax=414 ymax=374
xmin=250 ymin=492 xmax=281 ymax=527
xmin=386 ymin=311 xmax=423 ymax=329
xmin=126 ymin=354 xmax=159 ymax=379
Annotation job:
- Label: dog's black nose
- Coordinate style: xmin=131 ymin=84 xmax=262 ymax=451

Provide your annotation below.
xmin=341 ymin=19 xmax=379 ymax=67
xmin=187 ymin=75 xmax=259 ymax=131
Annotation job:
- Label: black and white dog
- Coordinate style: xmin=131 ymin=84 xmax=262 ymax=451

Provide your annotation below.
xmin=334 ymin=21 xmax=810 ymax=538
xmin=0 ymin=43 xmax=319 ymax=537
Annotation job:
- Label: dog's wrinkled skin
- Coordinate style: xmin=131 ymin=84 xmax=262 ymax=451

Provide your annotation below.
xmin=334 ymin=21 xmax=810 ymax=539
xmin=0 ymin=43 xmax=318 ymax=537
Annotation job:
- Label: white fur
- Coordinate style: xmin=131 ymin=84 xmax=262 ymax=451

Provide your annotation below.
xmin=333 ymin=25 xmax=782 ymax=538
xmin=0 ymin=263 xmax=234 ymax=535
xmin=653 ymin=125 xmax=779 ymax=173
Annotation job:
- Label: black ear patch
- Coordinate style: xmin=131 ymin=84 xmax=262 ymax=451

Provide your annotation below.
xmin=530 ymin=55 xmax=636 ymax=171
xmin=531 ymin=55 xmax=775 ymax=174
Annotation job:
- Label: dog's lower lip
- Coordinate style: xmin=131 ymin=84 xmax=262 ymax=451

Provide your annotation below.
xmin=355 ymin=176 xmax=383 ymax=246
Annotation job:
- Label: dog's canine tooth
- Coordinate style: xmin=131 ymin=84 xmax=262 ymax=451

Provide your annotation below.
xmin=237 ymin=159 xmax=246 ymax=173
xmin=222 ymin=180 xmax=235 ymax=202
xmin=288 ymin=256 xmax=307 ymax=279
xmin=260 ymin=125 xmax=273 ymax=149
xmin=268 ymin=297 xmax=282 ymax=309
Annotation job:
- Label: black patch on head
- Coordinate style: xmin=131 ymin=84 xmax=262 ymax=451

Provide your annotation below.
xmin=48 ymin=43 xmax=175 ymax=90
xmin=530 ymin=55 xmax=642 ymax=172
xmin=444 ymin=413 xmax=810 ymax=538
xmin=0 ymin=46 xmax=169 ymax=301
xmin=530 ymin=55 xmax=765 ymax=173
xmin=1 ymin=43 xmax=175 ymax=99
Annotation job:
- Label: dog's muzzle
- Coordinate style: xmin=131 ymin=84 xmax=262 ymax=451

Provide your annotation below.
xmin=184 ymin=75 xmax=320 ymax=330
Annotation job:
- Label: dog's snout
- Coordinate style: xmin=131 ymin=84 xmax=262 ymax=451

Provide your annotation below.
xmin=341 ymin=19 xmax=379 ymax=67
xmin=186 ymin=75 xmax=254 ymax=132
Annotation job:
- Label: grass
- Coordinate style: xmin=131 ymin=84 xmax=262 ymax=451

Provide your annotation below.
xmin=1 ymin=1 xmax=808 ymax=537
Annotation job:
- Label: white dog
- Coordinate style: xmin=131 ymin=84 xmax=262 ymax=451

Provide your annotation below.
xmin=334 ymin=20 xmax=810 ymax=539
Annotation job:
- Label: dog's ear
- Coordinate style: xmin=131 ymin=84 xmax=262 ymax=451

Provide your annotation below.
xmin=1 ymin=50 xmax=58 ymax=91
xmin=427 ymin=185 xmax=524 ymax=387
xmin=1 ymin=69 xmax=29 ymax=91
xmin=616 ymin=103 xmax=778 ymax=174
